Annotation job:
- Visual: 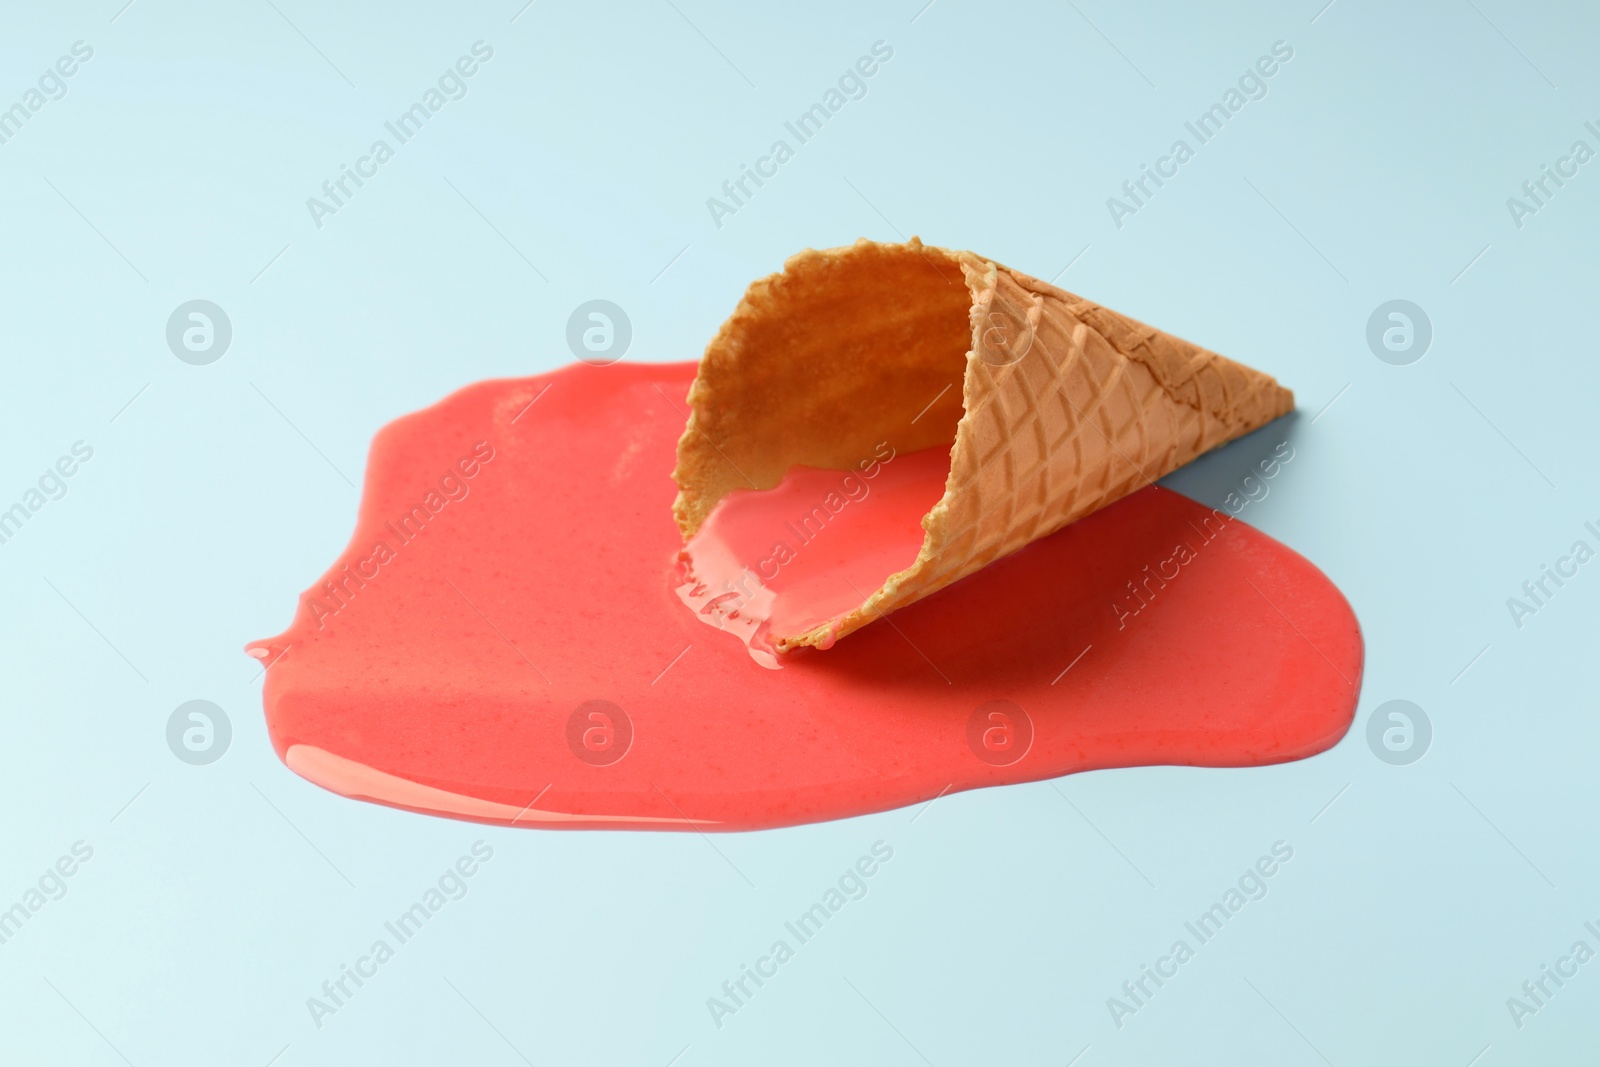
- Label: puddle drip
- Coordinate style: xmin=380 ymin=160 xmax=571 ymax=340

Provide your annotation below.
xmin=248 ymin=362 xmax=1362 ymax=832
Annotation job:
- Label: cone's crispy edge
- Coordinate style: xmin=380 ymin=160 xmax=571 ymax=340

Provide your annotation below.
xmin=671 ymin=237 xmax=1294 ymax=652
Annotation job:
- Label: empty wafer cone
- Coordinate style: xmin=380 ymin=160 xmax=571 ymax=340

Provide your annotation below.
xmin=672 ymin=237 xmax=1294 ymax=652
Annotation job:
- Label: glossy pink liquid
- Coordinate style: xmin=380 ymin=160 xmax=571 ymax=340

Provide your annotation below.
xmin=248 ymin=362 xmax=1362 ymax=831
xmin=676 ymin=446 xmax=950 ymax=664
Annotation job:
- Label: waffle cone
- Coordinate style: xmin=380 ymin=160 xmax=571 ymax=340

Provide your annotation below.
xmin=672 ymin=238 xmax=1294 ymax=652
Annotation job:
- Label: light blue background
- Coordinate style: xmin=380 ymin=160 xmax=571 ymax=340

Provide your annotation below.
xmin=2 ymin=1 xmax=1596 ymax=1063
